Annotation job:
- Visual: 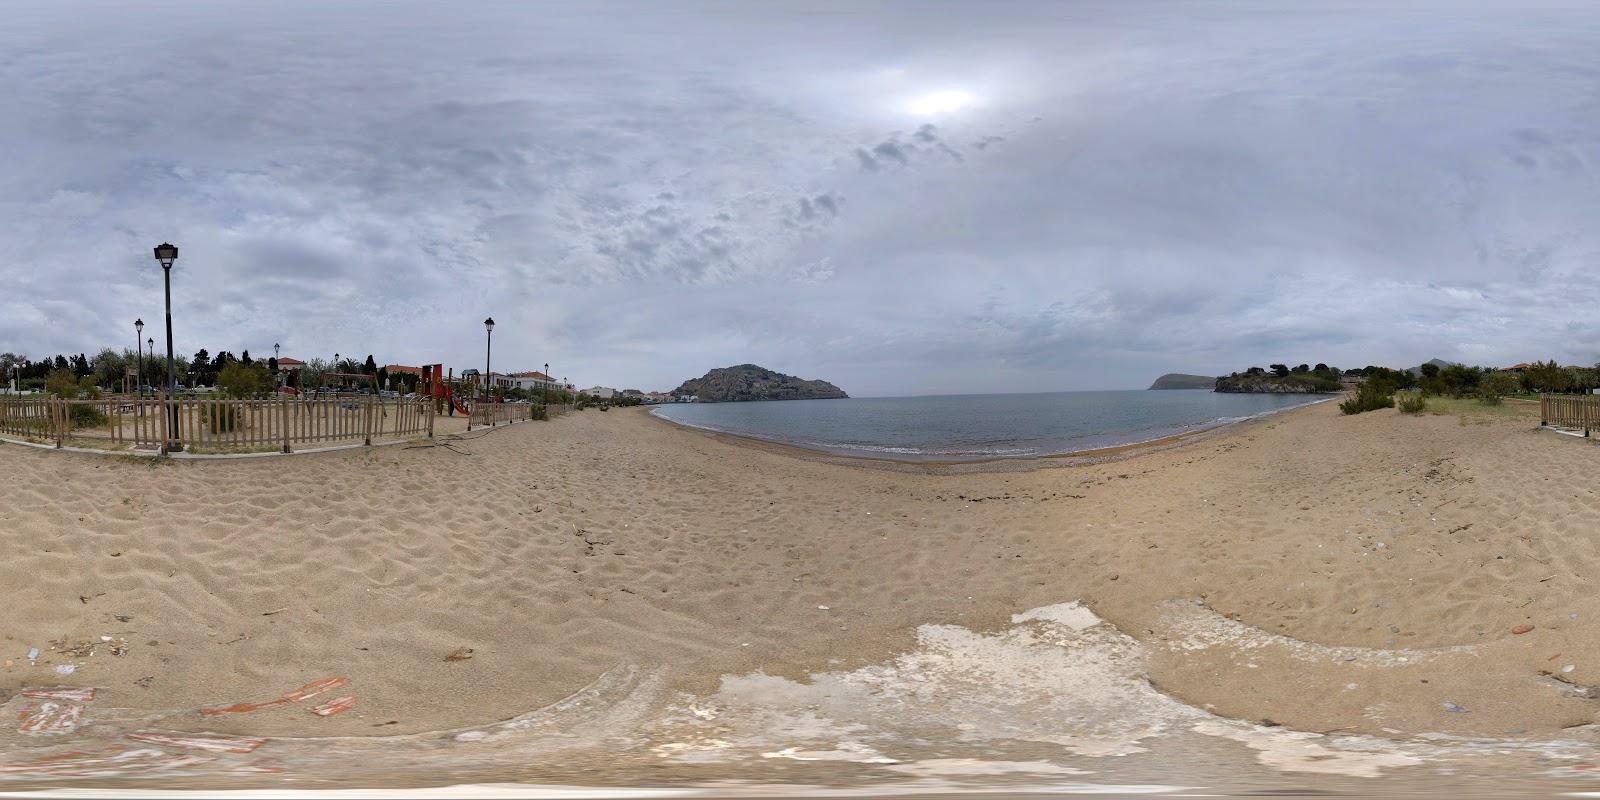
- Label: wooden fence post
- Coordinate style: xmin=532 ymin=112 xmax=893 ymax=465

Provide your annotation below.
xmin=427 ymin=397 xmax=435 ymax=438
xmin=281 ymin=396 xmax=292 ymax=453
xmin=363 ymin=398 xmax=373 ymax=446
xmin=54 ymin=398 xmax=64 ymax=449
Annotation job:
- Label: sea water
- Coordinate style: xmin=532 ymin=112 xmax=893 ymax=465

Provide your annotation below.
xmin=651 ymin=390 xmax=1331 ymax=462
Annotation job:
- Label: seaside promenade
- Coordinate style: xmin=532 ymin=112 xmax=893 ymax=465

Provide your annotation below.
xmin=4 ymin=399 xmax=1600 ymax=793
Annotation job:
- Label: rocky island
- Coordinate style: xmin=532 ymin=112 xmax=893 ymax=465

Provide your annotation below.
xmin=1148 ymin=373 xmax=1217 ymax=390
xmin=674 ymin=364 xmax=848 ymax=403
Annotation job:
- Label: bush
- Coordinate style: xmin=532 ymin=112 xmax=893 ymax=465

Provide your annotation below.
xmin=204 ymin=403 xmax=239 ymax=432
xmin=1396 ymin=392 xmax=1427 ymax=414
xmin=47 ymin=367 xmax=109 ymax=428
xmin=1340 ymin=382 xmax=1395 ymax=415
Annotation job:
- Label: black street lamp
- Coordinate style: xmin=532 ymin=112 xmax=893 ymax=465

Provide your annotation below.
xmin=147 ymin=338 xmax=155 ymax=403
xmin=152 ymin=243 xmax=181 ymax=452
xmin=274 ymin=342 xmax=281 ymax=388
xmin=484 ymin=317 xmax=495 ymax=404
xmin=134 ymin=319 xmax=144 ymax=400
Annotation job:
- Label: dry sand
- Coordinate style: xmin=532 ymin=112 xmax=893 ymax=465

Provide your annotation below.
xmin=3 ymin=397 xmax=1600 ymax=786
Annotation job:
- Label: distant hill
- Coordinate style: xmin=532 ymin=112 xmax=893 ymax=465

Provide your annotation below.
xmin=1407 ymin=358 xmax=1459 ymax=376
xmin=674 ymin=364 xmax=848 ymax=403
xmin=1148 ymin=373 xmax=1217 ymax=390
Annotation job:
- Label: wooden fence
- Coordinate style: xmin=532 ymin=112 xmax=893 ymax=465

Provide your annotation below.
xmin=0 ymin=395 xmax=435 ymax=453
xmin=1542 ymin=394 xmax=1600 ymax=435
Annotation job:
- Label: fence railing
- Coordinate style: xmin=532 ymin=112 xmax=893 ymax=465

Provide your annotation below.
xmin=0 ymin=395 xmax=436 ymax=453
xmin=1542 ymin=394 xmax=1600 ymax=435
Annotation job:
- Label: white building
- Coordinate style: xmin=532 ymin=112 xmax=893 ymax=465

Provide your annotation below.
xmin=583 ymin=386 xmax=615 ymax=399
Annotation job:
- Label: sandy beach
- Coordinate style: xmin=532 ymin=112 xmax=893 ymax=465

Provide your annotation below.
xmin=5 ymin=397 xmax=1600 ymax=791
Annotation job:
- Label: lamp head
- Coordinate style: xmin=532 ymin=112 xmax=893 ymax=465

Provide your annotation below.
xmin=152 ymin=242 xmax=178 ymax=269
xmin=135 ymin=318 xmax=143 ymax=334
xmin=484 ymin=317 xmax=495 ymax=332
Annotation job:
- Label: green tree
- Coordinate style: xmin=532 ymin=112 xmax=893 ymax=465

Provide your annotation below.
xmin=1269 ymin=364 xmax=1290 ymax=377
xmin=217 ymin=360 xmax=275 ymax=398
xmin=363 ymin=355 xmax=377 ymax=375
xmin=1480 ymin=371 xmax=1521 ymax=403
xmin=1292 ymin=364 xmax=1309 ymax=373
xmin=1523 ymin=360 xmax=1569 ymax=393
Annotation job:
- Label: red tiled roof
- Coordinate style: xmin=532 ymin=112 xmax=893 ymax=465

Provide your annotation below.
xmin=508 ymin=371 xmax=554 ymax=380
xmin=383 ymin=364 xmax=422 ymax=374
xmin=276 ymin=357 xmax=306 ymax=366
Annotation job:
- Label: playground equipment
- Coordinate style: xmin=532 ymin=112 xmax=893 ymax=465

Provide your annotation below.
xmin=418 ymin=365 xmax=472 ymax=416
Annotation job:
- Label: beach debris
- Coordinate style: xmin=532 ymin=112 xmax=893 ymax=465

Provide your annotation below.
xmin=818 ymin=605 xmax=831 ymax=611
xmin=126 ymin=732 xmax=267 ymax=753
xmin=1513 ymin=625 xmax=1536 ymax=635
xmin=22 ymin=687 xmax=96 ymax=701
xmin=54 ymin=665 xmax=77 ymax=675
xmin=1442 ymin=703 xmax=1470 ymax=713
xmin=1539 ymin=670 xmax=1600 ymax=699
xmin=133 ymin=676 xmax=154 ymax=688
xmin=283 ymin=677 xmax=350 ymax=701
xmin=201 ymin=699 xmax=290 ymax=716
xmin=26 ymin=647 xmax=40 ymax=660
xmin=263 ymin=608 xmax=289 ymax=616
xmin=312 ymin=695 xmax=357 ymax=716
xmin=113 ymin=614 xmax=134 ymax=622
xmin=445 ymin=648 xmax=475 ymax=662
xmin=19 ymin=702 xmax=85 ymax=735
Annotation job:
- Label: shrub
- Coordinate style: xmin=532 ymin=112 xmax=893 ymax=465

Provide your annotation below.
xmin=47 ymin=367 xmax=109 ymax=428
xmin=204 ymin=403 xmax=239 ymax=432
xmin=1396 ymin=392 xmax=1427 ymax=414
xmin=1340 ymin=381 xmax=1395 ymax=415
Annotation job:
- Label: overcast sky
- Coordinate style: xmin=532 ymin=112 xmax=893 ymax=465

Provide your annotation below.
xmin=3 ymin=1 xmax=1599 ymax=395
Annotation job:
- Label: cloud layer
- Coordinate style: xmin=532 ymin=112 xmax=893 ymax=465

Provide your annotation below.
xmin=3 ymin=1 xmax=1600 ymax=394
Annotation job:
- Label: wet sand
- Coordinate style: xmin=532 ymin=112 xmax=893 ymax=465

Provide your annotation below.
xmin=5 ymin=398 xmax=1600 ymax=793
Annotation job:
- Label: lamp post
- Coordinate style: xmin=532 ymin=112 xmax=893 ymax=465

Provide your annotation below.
xmin=274 ymin=342 xmax=281 ymax=389
xmin=484 ymin=317 xmax=495 ymax=405
xmin=146 ymin=337 xmax=155 ymax=404
xmin=134 ymin=319 xmax=144 ymax=400
xmin=152 ymin=243 xmax=182 ymax=452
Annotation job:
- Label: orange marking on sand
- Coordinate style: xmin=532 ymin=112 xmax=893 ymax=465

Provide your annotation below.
xmin=311 ymin=695 xmax=357 ymax=716
xmin=200 ymin=699 xmax=290 ymax=716
xmin=19 ymin=703 xmax=83 ymax=735
xmin=126 ymin=732 xmax=267 ymax=753
xmin=282 ymin=677 xmax=349 ymax=702
xmin=22 ymin=688 xmax=97 ymax=702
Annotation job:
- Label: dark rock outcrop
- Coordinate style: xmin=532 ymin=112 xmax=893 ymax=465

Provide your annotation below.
xmin=674 ymin=364 xmax=847 ymax=403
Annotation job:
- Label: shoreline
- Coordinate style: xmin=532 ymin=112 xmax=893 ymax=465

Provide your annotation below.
xmin=645 ymin=394 xmax=1340 ymax=473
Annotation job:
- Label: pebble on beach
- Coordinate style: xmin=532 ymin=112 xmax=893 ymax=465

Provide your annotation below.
xmin=1512 ymin=625 xmax=1535 ymax=634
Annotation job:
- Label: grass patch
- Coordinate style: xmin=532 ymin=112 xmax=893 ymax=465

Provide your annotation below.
xmin=1425 ymin=395 xmax=1538 ymax=422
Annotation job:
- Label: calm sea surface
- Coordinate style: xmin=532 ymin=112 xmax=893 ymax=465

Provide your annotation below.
xmin=651 ymin=390 xmax=1333 ymax=462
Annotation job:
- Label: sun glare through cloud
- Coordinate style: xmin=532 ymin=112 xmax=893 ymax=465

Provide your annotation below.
xmin=907 ymin=89 xmax=975 ymax=115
